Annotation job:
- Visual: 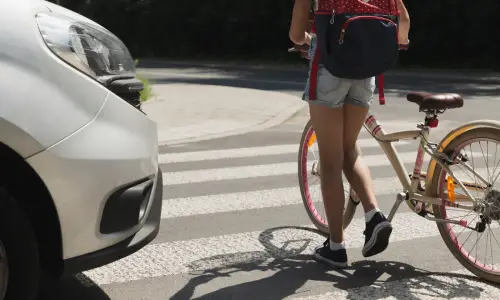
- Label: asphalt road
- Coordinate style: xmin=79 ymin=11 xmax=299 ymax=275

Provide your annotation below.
xmin=37 ymin=64 xmax=500 ymax=299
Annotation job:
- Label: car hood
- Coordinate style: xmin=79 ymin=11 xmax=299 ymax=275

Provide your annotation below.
xmin=42 ymin=1 xmax=107 ymax=30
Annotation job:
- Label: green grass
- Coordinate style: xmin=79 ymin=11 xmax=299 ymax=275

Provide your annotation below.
xmin=137 ymin=74 xmax=154 ymax=102
xmin=135 ymin=59 xmax=155 ymax=102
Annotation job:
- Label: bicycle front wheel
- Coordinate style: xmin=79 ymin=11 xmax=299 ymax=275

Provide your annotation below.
xmin=427 ymin=127 xmax=500 ymax=284
xmin=298 ymin=119 xmax=358 ymax=235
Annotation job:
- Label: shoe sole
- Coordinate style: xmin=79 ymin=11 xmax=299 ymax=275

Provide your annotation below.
xmin=313 ymin=252 xmax=348 ymax=269
xmin=362 ymin=221 xmax=393 ymax=258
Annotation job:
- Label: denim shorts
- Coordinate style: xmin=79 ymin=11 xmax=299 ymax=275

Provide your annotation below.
xmin=302 ymin=37 xmax=376 ymax=109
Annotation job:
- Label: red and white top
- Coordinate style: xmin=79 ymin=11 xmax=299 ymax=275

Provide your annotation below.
xmin=316 ymin=0 xmax=398 ymax=15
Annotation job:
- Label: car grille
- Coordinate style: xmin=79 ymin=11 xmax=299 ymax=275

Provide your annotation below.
xmin=107 ymin=78 xmax=145 ymax=113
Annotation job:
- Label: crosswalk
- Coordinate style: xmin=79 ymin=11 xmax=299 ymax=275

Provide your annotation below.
xmin=81 ymin=121 xmax=500 ymax=299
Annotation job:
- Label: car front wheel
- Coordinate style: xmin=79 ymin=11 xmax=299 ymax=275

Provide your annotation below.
xmin=0 ymin=189 xmax=40 ymax=300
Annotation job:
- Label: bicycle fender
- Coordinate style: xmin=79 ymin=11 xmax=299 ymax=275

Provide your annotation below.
xmin=425 ymin=119 xmax=500 ymax=188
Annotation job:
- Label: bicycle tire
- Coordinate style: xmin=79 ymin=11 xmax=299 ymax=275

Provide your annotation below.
xmin=298 ymin=119 xmax=358 ymax=234
xmin=427 ymin=127 xmax=500 ymax=284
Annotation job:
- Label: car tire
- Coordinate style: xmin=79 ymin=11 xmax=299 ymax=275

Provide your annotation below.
xmin=0 ymin=188 xmax=40 ymax=300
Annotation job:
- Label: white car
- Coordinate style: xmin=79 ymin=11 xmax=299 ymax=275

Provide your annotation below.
xmin=0 ymin=1 xmax=163 ymax=299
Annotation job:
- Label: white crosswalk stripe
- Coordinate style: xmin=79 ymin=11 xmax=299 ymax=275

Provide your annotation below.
xmin=84 ymin=212 xmax=436 ymax=284
xmin=84 ymin=211 xmax=499 ymax=285
xmin=158 ymin=138 xmax=412 ymax=164
xmin=162 ymin=152 xmax=423 ymax=185
xmin=161 ymin=178 xmax=400 ymax=219
xmin=77 ymin=122 xmax=500 ymax=299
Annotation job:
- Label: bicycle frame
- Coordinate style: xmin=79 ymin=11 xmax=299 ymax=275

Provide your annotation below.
xmin=362 ymin=111 xmax=489 ymax=223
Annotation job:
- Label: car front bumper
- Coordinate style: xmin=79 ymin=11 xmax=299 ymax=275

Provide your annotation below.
xmin=63 ymin=171 xmax=163 ymax=274
xmin=26 ymin=90 xmax=162 ymax=264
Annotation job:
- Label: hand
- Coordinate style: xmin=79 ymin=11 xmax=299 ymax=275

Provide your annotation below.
xmin=398 ymin=23 xmax=410 ymax=45
xmin=398 ymin=33 xmax=409 ymax=45
xmin=288 ymin=44 xmax=310 ymax=53
xmin=399 ymin=42 xmax=409 ymax=50
xmin=395 ymin=0 xmax=410 ymax=45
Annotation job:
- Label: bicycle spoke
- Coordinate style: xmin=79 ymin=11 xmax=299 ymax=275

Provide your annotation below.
xmin=469 ymin=144 xmax=481 ymax=201
xmin=479 ymin=141 xmax=491 ymax=181
xmin=488 ymin=224 xmax=500 ymax=250
xmin=489 ymin=226 xmax=496 ymax=268
xmin=490 ymin=143 xmax=500 ymax=183
xmin=452 ymin=214 xmax=478 ymax=241
xmin=485 ymin=227 xmax=490 ymax=268
xmin=440 ymin=136 xmax=500 ymax=282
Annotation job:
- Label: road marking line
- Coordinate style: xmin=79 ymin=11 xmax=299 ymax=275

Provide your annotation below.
xmin=84 ymin=212 xmax=498 ymax=285
xmin=162 ymin=150 xmax=491 ymax=185
xmin=162 ymin=164 xmax=491 ymax=218
xmin=161 ymin=176 xmax=403 ymax=218
xmin=162 ymin=152 xmax=418 ymax=185
xmin=162 ymin=152 xmax=432 ymax=185
xmin=159 ymin=139 xmax=411 ymax=164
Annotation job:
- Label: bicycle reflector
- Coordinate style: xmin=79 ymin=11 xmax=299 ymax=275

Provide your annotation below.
xmin=447 ymin=176 xmax=456 ymax=202
xmin=308 ymin=133 xmax=317 ymax=147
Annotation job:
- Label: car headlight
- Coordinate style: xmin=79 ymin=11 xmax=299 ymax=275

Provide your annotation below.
xmin=35 ymin=12 xmax=135 ymax=83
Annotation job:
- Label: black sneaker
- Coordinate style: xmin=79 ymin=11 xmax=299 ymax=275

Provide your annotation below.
xmin=362 ymin=212 xmax=393 ymax=257
xmin=313 ymin=239 xmax=348 ymax=268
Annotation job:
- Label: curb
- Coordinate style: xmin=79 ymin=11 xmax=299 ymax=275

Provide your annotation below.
xmin=138 ymin=59 xmax=500 ymax=82
xmin=156 ymin=100 xmax=308 ymax=146
xmin=137 ymin=59 xmax=308 ymax=72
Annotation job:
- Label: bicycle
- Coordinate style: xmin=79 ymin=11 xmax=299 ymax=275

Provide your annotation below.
xmin=294 ymin=46 xmax=500 ymax=284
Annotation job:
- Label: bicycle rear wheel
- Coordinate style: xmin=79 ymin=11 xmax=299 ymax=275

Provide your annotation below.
xmin=427 ymin=127 xmax=500 ymax=284
xmin=298 ymin=119 xmax=359 ymax=234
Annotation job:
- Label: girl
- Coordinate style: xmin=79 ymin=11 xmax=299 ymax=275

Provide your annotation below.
xmin=289 ymin=0 xmax=410 ymax=268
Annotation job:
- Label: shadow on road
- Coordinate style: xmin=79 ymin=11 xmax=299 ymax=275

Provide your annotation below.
xmin=138 ymin=61 xmax=500 ymax=98
xmin=170 ymin=225 xmax=500 ymax=300
xmin=37 ymin=273 xmax=111 ymax=300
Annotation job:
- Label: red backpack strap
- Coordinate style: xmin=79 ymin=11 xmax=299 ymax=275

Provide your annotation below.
xmin=308 ymin=47 xmax=320 ymax=101
xmin=377 ymin=74 xmax=385 ymax=105
xmin=308 ymin=12 xmax=319 ymax=101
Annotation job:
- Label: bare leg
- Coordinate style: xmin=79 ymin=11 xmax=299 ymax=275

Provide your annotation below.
xmin=309 ymin=103 xmax=345 ymax=244
xmin=340 ymin=101 xmax=392 ymax=258
xmin=341 ymin=103 xmax=378 ymax=213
